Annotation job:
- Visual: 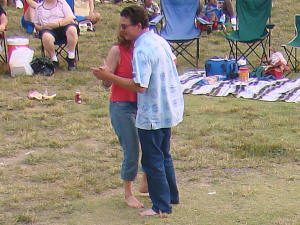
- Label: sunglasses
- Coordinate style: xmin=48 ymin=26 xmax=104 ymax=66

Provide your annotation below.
xmin=120 ymin=23 xmax=136 ymax=29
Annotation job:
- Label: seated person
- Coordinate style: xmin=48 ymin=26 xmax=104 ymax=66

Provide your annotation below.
xmin=198 ymin=0 xmax=236 ymax=29
xmin=74 ymin=0 xmax=100 ymax=25
xmin=198 ymin=0 xmax=222 ymax=32
xmin=199 ymin=0 xmax=222 ymax=22
xmin=0 ymin=4 xmax=8 ymax=32
xmin=137 ymin=0 xmax=160 ymax=21
xmin=21 ymin=0 xmax=42 ymax=34
xmin=33 ymin=0 xmax=79 ymax=71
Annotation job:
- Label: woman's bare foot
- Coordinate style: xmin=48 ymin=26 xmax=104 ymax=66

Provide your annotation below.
xmin=139 ymin=184 xmax=148 ymax=193
xmin=139 ymin=208 xmax=158 ymax=216
xmin=139 ymin=172 xmax=148 ymax=193
xmin=123 ymin=180 xmax=143 ymax=208
xmin=125 ymin=195 xmax=144 ymax=208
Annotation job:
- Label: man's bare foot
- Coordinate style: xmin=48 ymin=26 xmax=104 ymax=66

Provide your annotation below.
xmin=125 ymin=195 xmax=144 ymax=208
xmin=139 ymin=208 xmax=158 ymax=216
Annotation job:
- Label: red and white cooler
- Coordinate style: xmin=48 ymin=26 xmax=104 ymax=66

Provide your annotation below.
xmin=7 ymin=36 xmax=29 ymax=64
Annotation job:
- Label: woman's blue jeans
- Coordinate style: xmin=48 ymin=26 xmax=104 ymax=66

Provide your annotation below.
xmin=138 ymin=128 xmax=179 ymax=214
xmin=109 ymin=101 xmax=139 ymax=181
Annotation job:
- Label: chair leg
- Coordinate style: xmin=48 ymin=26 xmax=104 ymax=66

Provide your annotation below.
xmin=227 ymin=39 xmax=237 ymax=59
xmin=260 ymin=40 xmax=268 ymax=64
xmin=169 ymin=39 xmax=199 ymax=68
xmin=4 ymin=38 xmax=8 ymax=63
xmin=196 ymin=38 xmax=199 ymax=68
xmin=0 ymin=41 xmax=6 ymax=63
xmin=54 ymin=43 xmax=79 ymax=63
xmin=229 ymin=39 xmax=268 ymax=69
xmin=283 ymin=46 xmax=300 ymax=72
xmin=3 ymin=36 xmax=7 ymax=63
xmin=76 ymin=44 xmax=79 ymax=62
xmin=0 ymin=33 xmax=7 ymax=63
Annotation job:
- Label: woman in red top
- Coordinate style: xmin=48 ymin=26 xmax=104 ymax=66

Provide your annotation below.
xmin=100 ymin=30 xmax=147 ymax=209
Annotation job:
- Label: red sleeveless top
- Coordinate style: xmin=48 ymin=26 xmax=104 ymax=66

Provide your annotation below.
xmin=110 ymin=45 xmax=137 ymax=102
xmin=23 ymin=1 xmax=29 ymax=14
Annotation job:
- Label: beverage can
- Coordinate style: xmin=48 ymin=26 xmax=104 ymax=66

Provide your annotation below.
xmin=75 ymin=91 xmax=82 ymax=103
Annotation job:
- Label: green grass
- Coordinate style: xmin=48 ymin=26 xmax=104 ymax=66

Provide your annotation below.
xmin=0 ymin=1 xmax=300 ymax=225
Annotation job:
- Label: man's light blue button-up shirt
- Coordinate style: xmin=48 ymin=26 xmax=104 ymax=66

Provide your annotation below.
xmin=133 ymin=31 xmax=184 ymax=130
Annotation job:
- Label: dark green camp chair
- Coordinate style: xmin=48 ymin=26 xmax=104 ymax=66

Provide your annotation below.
xmin=225 ymin=0 xmax=274 ymax=68
xmin=282 ymin=14 xmax=300 ymax=72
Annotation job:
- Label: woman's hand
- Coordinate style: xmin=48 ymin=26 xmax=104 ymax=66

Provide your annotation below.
xmin=90 ymin=67 xmax=112 ymax=82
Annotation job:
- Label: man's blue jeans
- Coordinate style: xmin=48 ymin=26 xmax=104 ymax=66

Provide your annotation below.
xmin=110 ymin=101 xmax=139 ymax=181
xmin=138 ymin=128 xmax=179 ymax=214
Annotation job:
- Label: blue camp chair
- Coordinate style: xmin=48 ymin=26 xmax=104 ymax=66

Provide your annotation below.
xmin=282 ymin=14 xmax=300 ymax=72
xmin=40 ymin=0 xmax=79 ymax=62
xmin=159 ymin=0 xmax=201 ymax=68
xmin=149 ymin=14 xmax=163 ymax=34
xmin=225 ymin=0 xmax=274 ymax=69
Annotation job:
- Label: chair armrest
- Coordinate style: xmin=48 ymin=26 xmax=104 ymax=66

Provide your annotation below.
xmin=196 ymin=16 xmax=213 ymax=25
xmin=75 ymin=15 xmax=89 ymax=23
xmin=266 ymin=24 xmax=275 ymax=29
xmin=214 ymin=20 xmax=233 ymax=26
xmin=149 ymin=14 xmax=164 ymax=26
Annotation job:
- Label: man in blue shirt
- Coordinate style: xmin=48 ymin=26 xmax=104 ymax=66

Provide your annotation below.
xmin=91 ymin=5 xmax=184 ymax=216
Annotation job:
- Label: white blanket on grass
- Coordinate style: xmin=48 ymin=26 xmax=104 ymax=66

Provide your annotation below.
xmin=180 ymin=70 xmax=300 ymax=103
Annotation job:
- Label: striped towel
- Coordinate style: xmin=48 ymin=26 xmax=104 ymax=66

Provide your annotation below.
xmin=179 ymin=70 xmax=300 ymax=103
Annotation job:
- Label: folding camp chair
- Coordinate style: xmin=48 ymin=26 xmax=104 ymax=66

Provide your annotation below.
xmin=40 ymin=0 xmax=79 ymax=62
xmin=149 ymin=14 xmax=163 ymax=34
xmin=0 ymin=31 xmax=7 ymax=63
xmin=159 ymin=0 xmax=201 ymax=68
xmin=41 ymin=36 xmax=79 ymax=62
xmin=225 ymin=0 xmax=274 ymax=69
xmin=282 ymin=14 xmax=300 ymax=72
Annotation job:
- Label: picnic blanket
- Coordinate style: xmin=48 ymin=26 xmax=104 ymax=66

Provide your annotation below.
xmin=180 ymin=70 xmax=300 ymax=103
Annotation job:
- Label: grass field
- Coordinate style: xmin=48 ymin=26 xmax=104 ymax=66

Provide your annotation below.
xmin=0 ymin=1 xmax=300 ymax=225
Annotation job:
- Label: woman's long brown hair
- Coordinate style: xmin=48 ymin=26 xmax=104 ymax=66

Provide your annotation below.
xmin=116 ymin=28 xmax=133 ymax=49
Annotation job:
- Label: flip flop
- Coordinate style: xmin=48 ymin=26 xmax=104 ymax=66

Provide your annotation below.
xmin=28 ymin=90 xmax=43 ymax=100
